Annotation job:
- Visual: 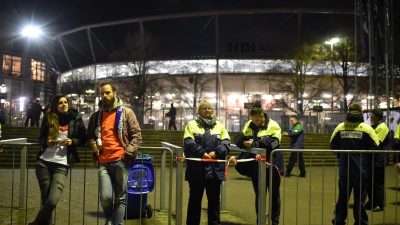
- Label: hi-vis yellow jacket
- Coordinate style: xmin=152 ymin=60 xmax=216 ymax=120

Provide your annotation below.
xmin=183 ymin=118 xmax=230 ymax=181
xmin=234 ymin=113 xmax=284 ymax=174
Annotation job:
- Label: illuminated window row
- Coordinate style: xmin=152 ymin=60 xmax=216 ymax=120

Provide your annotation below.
xmin=1 ymin=54 xmax=46 ymax=81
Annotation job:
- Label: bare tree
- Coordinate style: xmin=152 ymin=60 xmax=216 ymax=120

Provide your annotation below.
xmin=265 ymin=43 xmax=327 ymax=115
xmin=111 ymin=31 xmax=162 ymax=126
xmin=329 ymin=37 xmax=355 ymax=112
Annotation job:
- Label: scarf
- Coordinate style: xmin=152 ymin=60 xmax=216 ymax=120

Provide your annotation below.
xmin=197 ymin=116 xmax=216 ymax=129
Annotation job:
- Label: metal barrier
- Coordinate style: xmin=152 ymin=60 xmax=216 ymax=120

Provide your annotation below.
xmin=161 ymin=142 xmax=183 ymax=225
xmin=0 ymin=139 xmax=40 ymax=225
xmin=0 ymin=140 xmax=178 ymax=225
xmin=270 ymin=148 xmax=400 ymax=225
xmin=2 ymin=139 xmax=400 ymax=225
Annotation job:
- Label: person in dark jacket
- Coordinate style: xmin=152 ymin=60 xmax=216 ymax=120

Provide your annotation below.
xmin=365 ymin=108 xmax=390 ymax=212
xmin=183 ymin=100 xmax=230 ymax=225
xmin=31 ymin=99 xmax=43 ymax=127
xmin=29 ymin=94 xmax=86 ymax=225
xmin=330 ymin=103 xmax=379 ymax=225
xmin=232 ymin=103 xmax=283 ymax=225
xmin=284 ymin=115 xmax=306 ymax=177
xmin=167 ymin=103 xmax=177 ymax=130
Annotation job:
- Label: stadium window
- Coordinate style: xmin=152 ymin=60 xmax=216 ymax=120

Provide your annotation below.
xmin=2 ymin=54 xmax=22 ymax=76
xmin=31 ymin=59 xmax=46 ymax=81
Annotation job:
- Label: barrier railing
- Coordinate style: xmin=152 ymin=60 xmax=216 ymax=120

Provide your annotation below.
xmin=270 ymin=148 xmax=400 ymax=225
xmin=2 ymin=139 xmax=400 ymax=225
xmin=161 ymin=142 xmax=183 ymax=225
xmin=0 ymin=140 xmax=178 ymax=225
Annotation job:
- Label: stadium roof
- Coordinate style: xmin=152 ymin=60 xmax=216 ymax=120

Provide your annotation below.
xmin=0 ymin=0 xmax=368 ymax=72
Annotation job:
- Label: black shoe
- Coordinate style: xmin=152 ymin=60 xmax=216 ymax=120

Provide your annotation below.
xmin=285 ymin=173 xmax=292 ymax=177
xmin=372 ymin=206 xmax=384 ymax=212
xmin=299 ymin=173 xmax=306 ymax=177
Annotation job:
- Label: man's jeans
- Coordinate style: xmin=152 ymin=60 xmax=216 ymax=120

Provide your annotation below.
xmin=34 ymin=159 xmax=68 ymax=225
xmin=99 ymin=160 xmax=128 ymax=225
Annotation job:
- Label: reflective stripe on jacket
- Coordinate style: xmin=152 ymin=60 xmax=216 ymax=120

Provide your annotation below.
xmin=330 ymin=116 xmax=379 ymax=177
xmin=372 ymin=120 xmax=390 ymax=167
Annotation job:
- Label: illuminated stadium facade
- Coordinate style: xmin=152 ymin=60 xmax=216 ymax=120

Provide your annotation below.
xmin=59 ymin=58 xmax=372 ymax=132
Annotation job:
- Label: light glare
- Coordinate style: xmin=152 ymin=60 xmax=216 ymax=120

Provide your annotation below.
xmin=20 ymin=25 xmax=43 ymax=39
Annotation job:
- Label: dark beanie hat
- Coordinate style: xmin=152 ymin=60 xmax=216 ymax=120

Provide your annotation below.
xmin=371 ymin=108 xmax=383 ymax=119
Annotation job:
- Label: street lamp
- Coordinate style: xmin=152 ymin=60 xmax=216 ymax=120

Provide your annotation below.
xmin=324 ymin=37 xmax=340 ymax=51
xmin=324 ymin=37 xmax=340 ymax=112
xmin=20 ymin=24 xmax=44 ymax=39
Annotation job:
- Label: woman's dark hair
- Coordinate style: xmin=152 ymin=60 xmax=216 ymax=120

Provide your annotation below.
xmin=50 ymin=94 xmax=69 ymax=113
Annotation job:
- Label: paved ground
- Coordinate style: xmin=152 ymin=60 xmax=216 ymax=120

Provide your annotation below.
xmin=1 ymin=165 xmax=400 ymax=225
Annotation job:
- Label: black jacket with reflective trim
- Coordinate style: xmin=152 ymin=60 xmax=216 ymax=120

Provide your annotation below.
xmin=330 ymin=111 xmax=379 ymax=178
xmin=371 ymin=120 xmax=390 ymax=167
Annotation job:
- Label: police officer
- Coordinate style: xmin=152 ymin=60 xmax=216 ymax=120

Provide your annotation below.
xmin=183 ymin=100 xmax=230 ymax=225
xmin=233 ymin=102 xmax=283 ymax=225
xmin=366 ymin=108 xmax=390 ymax=212
xmin=331 ymin=103 xmax=379 ymax=225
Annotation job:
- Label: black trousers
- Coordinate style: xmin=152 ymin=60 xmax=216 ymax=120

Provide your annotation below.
xmin=168 ymin=119 xmax=177 ymax=130
xmin=366 ymin=166 xmax=385 ymax=208
xmin=251 ymin=168 xmax=281 ymax=225
xmin=186 ymin=179 xmax=222 ymax=225
xmin=333 ymin=176 xmax=368 ymax=225
xmin=286 ymin=152 xmax=306 ymax=175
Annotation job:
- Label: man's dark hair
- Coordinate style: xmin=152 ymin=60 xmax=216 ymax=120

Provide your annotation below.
xmin=290 ymin=115 xmax=298 ymax=120
xmin=371 ymin=108 xmax=383 ymax=120
xmin=250 ymin=101 xmax=263 ymax=117
xmin=348 ymin=103 xmax=362 ymax=112
xmin=100 ymin=82 xmax=116 ymax=92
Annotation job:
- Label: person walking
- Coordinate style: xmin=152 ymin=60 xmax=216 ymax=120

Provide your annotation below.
xmin=166 ymin=103 xmax=177 ymax=130
xmin=25 ymin=101 xmax=33 ymax=127
xmin=29 ymin=94 xmax=86 ymax=225
xmin=232 ymin=102 xmax=283 ymax=225
xmin=365 ymin=108 xmax=390 ymax=212
xmin=87 ymin=82 xmax=142 ymax=225
xmin=31 ymin=99 xmax=43 ymax=127
xmin=330 ymin=103 xmax=379 ymax=225
xmin=284 ymin=115 xmax=306 ymax=177
xmin=183 ymin=100 xmax=230 ymax=225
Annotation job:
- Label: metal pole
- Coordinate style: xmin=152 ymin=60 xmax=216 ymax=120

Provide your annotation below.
xmin=354 ymin=0 xmax=358 ymax=99
xmin=258 ymin=149 xmax=267 ymax=225
xmin=162 ymin=142 xmax=183 ymax=225
xmin=215 ymin=15 xmax=220 ymax=118
xmin=368 ymin=0 xmax=373 ymax=108
xmin=160 ymin=149 xmax=167 ymax=210
xmin=19 ymin=144 xmax=27 ymax=209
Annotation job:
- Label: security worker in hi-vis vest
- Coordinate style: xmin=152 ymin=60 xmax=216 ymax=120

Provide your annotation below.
xmin=366 ymin=108 xmax=390 ymax=212
xmin=394 ymin=123 xmax=400 ymax=173
xmin=330 ymin=103 xmax=379 ymax=225
xmin=233 ymin=101 xmax=283 ymax=225
xmin=183 ymin=100 xmax=230 ymax=225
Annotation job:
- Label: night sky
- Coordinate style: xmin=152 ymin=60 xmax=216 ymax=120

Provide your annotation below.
xmin=0 ymin=0 xmax=396 ymax=71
